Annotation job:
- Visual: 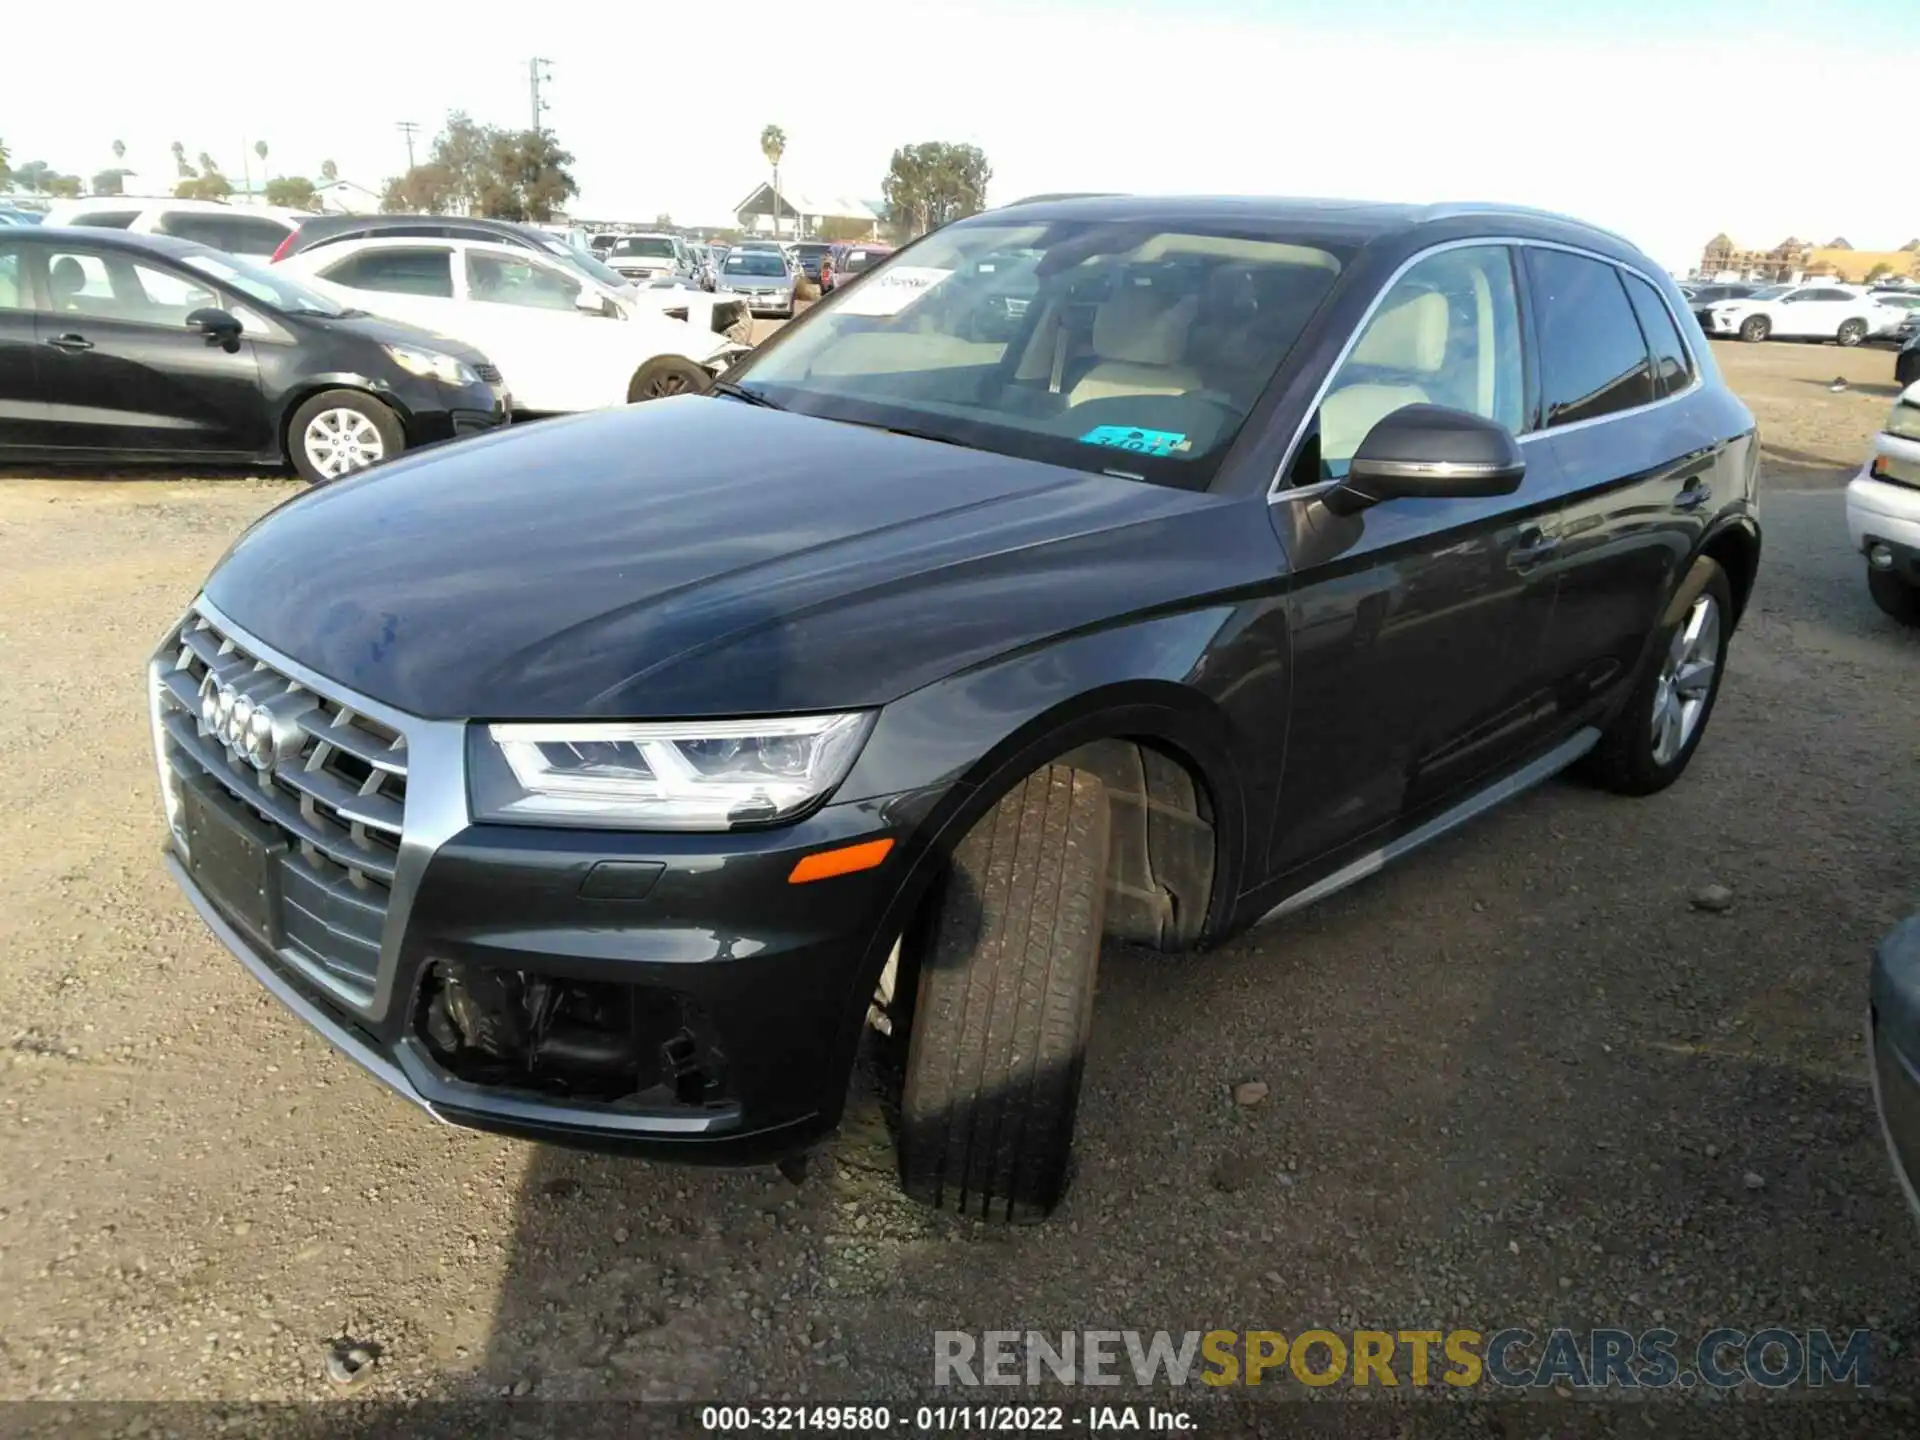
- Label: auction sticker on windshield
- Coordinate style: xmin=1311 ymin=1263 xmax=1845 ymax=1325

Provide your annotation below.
xmin=830 ymin=266 xmax=954 ymax=316
xmin=1080 ymin=425 xmax=1191 ymax=457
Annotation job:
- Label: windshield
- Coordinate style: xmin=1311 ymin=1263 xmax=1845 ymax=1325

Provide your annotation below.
xmin=612 ymin=237 xmax=676 ymax=259
xmin=724 ymin=253 xmax=789 ymax=277
xmin=181 ymin=251 xmax=347 ymax=317
xmin=841 ymin=247 xmax=890 ymax=274
xmin=729 ymin=218 xmax=1347 ymax=486
xmin=531 ymin=235 xmax=630 ymax=289
xmin=1747 ymin=285 xmax=1792 ymax=301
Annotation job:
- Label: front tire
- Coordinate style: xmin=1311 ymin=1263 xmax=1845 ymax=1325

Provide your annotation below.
xmin=1837 ymin=319 xmax=1868 ymax=347
xmin=288 ymin=390 xmax=405 ymax=485
xmin=627 ymin=357 xmax=710 ymax=403
xmin=1868 ymin=566 xmax=1920 ymax=624
xmin=1583 ymin=558 xmax=1733 ymax=796
xmin=897 ymin=765 xmax=1110 ymax=1223
xmin=1740 ymin=315 xmax=1771 ymax=342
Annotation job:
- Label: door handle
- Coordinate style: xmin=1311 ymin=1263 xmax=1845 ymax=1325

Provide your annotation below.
xmin=45 ymin=333 xmax=94 ymax=353
xmin=1509 ymin=526 xmax=1560 ymax=569
xmin=1675 ymin=478 xmax=1713 ymax=510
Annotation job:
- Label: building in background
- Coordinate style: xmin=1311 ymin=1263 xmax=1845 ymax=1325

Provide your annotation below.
xmin=732 ymin=183 xmax=882 ymax=240
xmin=1700 ymin=234 xmax=1920 ymax=284
xmin=312 ymin=179 xmax=383 ymax=215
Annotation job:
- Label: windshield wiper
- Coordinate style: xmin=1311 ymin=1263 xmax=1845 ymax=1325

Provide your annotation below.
xmin=709 ymin=380 xmax=781 ymax=409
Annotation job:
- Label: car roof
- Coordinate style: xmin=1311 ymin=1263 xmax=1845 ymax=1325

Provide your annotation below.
xmin=8 ymin=225 xmax=226 ymax=262
xmin=975 ymin=194 xmax=1654 ymax=266
xmin=292 ymin=213 xmax=538 ymax=244
xmin=46 ymin=197 xmax=306 ymax=222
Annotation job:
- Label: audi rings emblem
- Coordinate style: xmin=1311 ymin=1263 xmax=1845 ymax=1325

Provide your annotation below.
xmin=200 ymin=676 xmax=306 ymax=772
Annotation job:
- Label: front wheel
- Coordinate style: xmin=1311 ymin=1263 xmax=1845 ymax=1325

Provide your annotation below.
xmin=1868 ymin=566 xmax=1920 ymax=624
xmin=896 ymin=765 xmax=1110 ymax=1223
xmin=1837 ymin=319 xmax=1868 ymax=347
xmin=288 ymin=390 xmax=405 ymax=485
xmin=1740 ymin=315 xmax=1772 ymax=342
xmin=627 ymin=356 xmax=710 ymax=403
xmin=1582 ymin=557 xmax=1733 ymax=796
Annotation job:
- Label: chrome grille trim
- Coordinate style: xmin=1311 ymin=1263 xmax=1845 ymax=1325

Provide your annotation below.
xmin=151 ymin=596 xmax=472 ymax=1021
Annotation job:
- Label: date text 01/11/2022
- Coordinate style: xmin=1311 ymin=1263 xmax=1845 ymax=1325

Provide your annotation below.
xmin=699 ymin=1404 xmax=1196 ymax=1431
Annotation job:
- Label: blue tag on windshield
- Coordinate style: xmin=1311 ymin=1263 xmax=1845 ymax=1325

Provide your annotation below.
xmin=1079 ymin=425 xmax=1189 ymax=457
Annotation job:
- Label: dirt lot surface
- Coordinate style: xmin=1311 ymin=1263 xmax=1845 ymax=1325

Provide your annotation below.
xmin=1 ymin=338 xmax=1917 ymax=1429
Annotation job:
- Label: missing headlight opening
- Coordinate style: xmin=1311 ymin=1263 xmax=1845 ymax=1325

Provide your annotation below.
xmin=417 ymin=961 xmax=728 ymax=1107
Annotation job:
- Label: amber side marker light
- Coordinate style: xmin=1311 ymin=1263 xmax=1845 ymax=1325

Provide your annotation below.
xmin=788 ymin=838 xmax=895 ymax=884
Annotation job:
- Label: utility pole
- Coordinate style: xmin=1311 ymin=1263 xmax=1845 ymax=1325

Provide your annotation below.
xmin=396 ymin=120 xmax=420 ymax=172
xmin=529 ymin=57 xmax=552 ymax=135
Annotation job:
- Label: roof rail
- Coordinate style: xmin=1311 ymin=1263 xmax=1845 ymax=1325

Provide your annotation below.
xmin=1417 ymin=201 xmax=1641 ymax=251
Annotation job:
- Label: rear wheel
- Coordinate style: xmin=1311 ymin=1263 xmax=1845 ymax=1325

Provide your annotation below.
xmin=896 ymin=765 xmax=1110 ymax=1223
xmin=1868 ymin=566 xmax=1920 ymax=624
xmin=1583 ymin=558 xmax=1733 ymax=796
xmin=288 ymin=389 xmax=405 ymax=485
xmin=627 ymin=357 xmax=710 ymax=403
xmin=1740 ymin=315 xmax=1772 ymax=342
xmin=1837 ymin=318 xmax=1868 ymax=347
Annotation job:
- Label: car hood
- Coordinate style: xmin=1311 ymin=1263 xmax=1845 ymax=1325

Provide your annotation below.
xmin=307 ymin=307 xmax=493 ymax=366
xmin=203 ymin=398 xmax=1237 ymax=719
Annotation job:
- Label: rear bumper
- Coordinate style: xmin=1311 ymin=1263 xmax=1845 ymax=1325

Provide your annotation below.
xmin=1869 ymin=916 xmax=1920 ymax=1225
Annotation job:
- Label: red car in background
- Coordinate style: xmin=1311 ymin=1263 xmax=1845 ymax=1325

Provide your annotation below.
xmin=822 ymin=242 xmax=894 ymax=292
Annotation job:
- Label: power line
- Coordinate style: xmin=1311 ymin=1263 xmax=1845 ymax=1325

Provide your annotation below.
xmin=396 ymin=120 xmax=420 ymax=172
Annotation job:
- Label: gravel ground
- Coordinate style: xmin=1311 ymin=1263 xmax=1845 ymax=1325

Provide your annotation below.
xmin=1 ymin=339 xmax=1916 ymax=1429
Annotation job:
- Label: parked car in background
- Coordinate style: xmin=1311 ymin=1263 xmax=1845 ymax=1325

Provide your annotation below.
xmin=1867 ymin=291 xmax=1920 ymax=337
xmin=0 ymin=206 xmax=45 ymax=226
xmin=0 ymin=227 xmax=505 ymax=482
xmin=1900 ymin=327 xmax=1920 ymax=387
xmin=1846 ymin=381 xmax=1920 ymax=623
xmin=282 ymin=237 xmax=745 ymax=413
xmin=822 ymin=242 xmax=892 ymax=291
xmin=715 ymin=247 xmax=797 ymax=316
xmin=1682 ymin=281 xmax=1758 ymax=307
xmin=605 ymin=233 xmax=696 ymax=286
xmin=1873 ymin=913 xmax=1920 ymax=1225
xmin=153 ymin=196 xmax=1761 ymax=1222
xmin=1696 ymin=282 xmax=1896 ymax=345
xmin=789 ymin=242 xmax=833 ymax=284
xmin=588 ymin=233 xmax=621 ymax=256
xmin=41 ymin=198 xmax=308 ymax=258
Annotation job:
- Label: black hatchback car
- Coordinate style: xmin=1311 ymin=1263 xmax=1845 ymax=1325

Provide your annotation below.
xmin=1 ymin=228 xmax=507 ymax=482
xmin=152 ymin=197 xmax=1761 ymax=1221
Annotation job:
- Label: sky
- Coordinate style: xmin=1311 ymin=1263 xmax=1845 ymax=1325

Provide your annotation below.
xmin=7 ymin=0 xmax=1917 ymax=276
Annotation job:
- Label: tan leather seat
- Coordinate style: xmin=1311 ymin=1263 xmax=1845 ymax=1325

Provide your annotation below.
xmin=1068 ymin=286 xmax=1201 ymax=405
xmin=1319 ymin=289 xmax=1450 ymax=464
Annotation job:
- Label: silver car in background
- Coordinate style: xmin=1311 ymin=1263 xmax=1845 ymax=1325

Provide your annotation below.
xmin=717 ymin=248 xmax=797 ymax=317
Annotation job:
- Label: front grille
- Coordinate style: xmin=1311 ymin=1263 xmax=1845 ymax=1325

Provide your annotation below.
xmin=473 ymin=362 xmax=503 ymax=385
xmin=155 ymin=612 xmax=407 ymax=994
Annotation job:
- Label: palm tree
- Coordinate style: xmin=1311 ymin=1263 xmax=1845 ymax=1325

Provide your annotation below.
xmin=197 ymin=151 xmax=219 ymax=176
xmin=170 ymin=140 xmax=191 ymax=178
xmin=254 ymin=140 xmax=268 ymax=168
xmin=111 ymin=139 xmax=125 ymax=163
xmin=320 ymin=158 xmax=338 ymax=183
xmin=759 ymin=124 xmax=786 ymax=239
xmin=0 ymin=138 xmax=11 ymax=191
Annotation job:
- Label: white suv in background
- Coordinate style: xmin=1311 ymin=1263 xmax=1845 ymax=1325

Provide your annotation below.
xmin=1847 ymin=381 xmax=1920 ymax=623
xmin=1699 ymin=282 xmax=1898 ymax=346
xmin=41 ymin=198 xmax=307 ymax=258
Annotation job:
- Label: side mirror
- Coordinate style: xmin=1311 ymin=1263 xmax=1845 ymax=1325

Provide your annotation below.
xmin=186 ymin=307 xmax=244 ymax=352
xmin=1324 ymin=404 xmax=1525 ymax=517
xmin=577 ymin=293 xmax=619 ymax=317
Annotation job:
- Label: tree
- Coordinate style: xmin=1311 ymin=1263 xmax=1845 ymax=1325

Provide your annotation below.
xmin=759 ymin=124 xmax=786 ymax=238
xmin=380 ymin=163 xmax=456 ymax=214
xmin=254 ymin=140 xmax=268 ymax=168
xmin=91 ymin=168 xmax=133 ymax=196
xmin=197 ymin=151 xmax=220 ymax=179
xmin=44 ymin=175 xmax=81 ymax=198
xmin=174 ymin=172 xmax=232 ymax=201
xmin=320 ymin=158 xmax=338 ymax=183
xmin=13 ymin=160 xmax=52 ymax=193
xmin=381 ymin=113 xmax=578 ymax=220
xmin=170 ymin=141 xmax=194 ymax=179
xmin=265 ymin=176 xmax=318 ymax=209
xmin=111 ymin=139 xmax=125 ymax=162
xmin=1867 ymin=262 xmax=1897 ymax=282
xmin=881 ymin=141 xmax=991 ymax=238
xmin=0 ymin=139 xmax=12 ymax=191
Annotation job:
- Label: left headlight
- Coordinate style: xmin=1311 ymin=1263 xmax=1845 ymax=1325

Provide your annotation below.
xmin=470 ymin=713 xmax=874 ymax=830
xmin=383 ymin=343 xmax=480 ymax=387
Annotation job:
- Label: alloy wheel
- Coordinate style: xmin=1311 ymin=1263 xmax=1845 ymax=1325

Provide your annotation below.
xmin=302 ymin=409 xmax=386 ymax=479
xmin=1650 ymin=592 xmax=1720 ymax=766
xmin=642 ymin=372 xmax=695 ymax=399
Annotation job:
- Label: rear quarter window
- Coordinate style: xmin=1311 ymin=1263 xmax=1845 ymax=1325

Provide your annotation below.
xmin=1527 ymin=249 xmax=1656 ymax=428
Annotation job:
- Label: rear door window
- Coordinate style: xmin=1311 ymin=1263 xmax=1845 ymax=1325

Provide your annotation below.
xmin=1527 ymin=249 xmax=1656 ymax=428
xmin=1621 ymin=273 xmax=1695 ymax=399
xmin=321 ymin=247 xmax=455 ymax=298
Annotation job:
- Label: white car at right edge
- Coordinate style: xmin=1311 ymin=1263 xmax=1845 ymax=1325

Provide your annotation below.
xmin=282 ymin=237 xmax=747 ymax=415
xmin=1699 ymin=282 xmax=1901 ymax=347
xmin=1847 ymin=381 xmax=1920 ymax=623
